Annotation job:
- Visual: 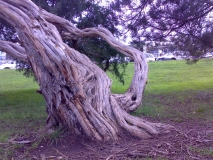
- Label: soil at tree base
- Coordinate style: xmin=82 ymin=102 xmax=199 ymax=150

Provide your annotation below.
xmin=10 ymin=117 xmax=213 ymax=160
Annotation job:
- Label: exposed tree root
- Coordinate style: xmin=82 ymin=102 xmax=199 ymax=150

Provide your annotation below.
xmin=111 ymin=95 xmax=175 ymax=139
xmin=0 ymin=0 xmax=175 ymax=141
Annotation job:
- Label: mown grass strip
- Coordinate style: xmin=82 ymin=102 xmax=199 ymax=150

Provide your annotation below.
xmin=0 ymin=59 xmax=213 ymax=143
xmin=0 ymin=70 xmax=46 ymax=142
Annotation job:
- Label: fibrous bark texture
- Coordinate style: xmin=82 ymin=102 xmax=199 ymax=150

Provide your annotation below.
xmin=0 ymin=0 xmax=174 ymax=141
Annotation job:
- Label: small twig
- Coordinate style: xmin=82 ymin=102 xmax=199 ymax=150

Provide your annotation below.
xmin=54 ymin=148 xmax=68 ymax=158
xmin=186 ymin=129 xmax=195 ymax=136
xmin=45 ymin=156 xmax=57 ymax=159
xmin=127 ymin=152 xmax=148 ymax=158
xmin=0 ymin=142 xmax=8 ymax=145
xmin=186 ymin=147 xmax=200 ymax=160
xmin=31 ymin=156 xmax=39 ymax=160
xmin=81 ymin=143 xmax=97 ymax=152
xmin=106 ymin=148 xmax=128 ymax=160
xmin=196 ymin=139 xmax=213 ymax=143
xmin=40 ymin=154 xmax=46 ymax=160
xmin=175 ymin=130 xmax=187 ymax=139
xmin=152 ymin=148 xmax=169 ymax=155
xmin=164 ymin=142 xmax=172 ymax=147
xmin=206 ymin=130 xmax=213 ymax=136
xmin=7 ymin=134 xmax=34 ymax=144
xmin=10 ymin=140 xmax=33 ymax=144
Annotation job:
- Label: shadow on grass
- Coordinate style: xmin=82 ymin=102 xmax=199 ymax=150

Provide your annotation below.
xmin=0 ymin=89 xmax=46 ymax=142
xmin=133 ymin=90 xmax=213 ymax=122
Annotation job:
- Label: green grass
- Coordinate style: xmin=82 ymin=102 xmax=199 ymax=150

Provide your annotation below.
xmin=147 ymin=59 xmax=213 ymax=93
xmin=0 ymin=70 xmax=46 ymax=142
xmin=143 ymin=60 xmax=213 ymax=121
xmin=108 ymin=59 xmax=213 ymax=120
xmin=108 ymin=63 xmax=134 ymax=94
xmin=0 ymin=70 xmax=38 ymax=91
xmin=1 ymin=59 xmax=213 ymax=158
xmin=109 ymin=59 xmax=213 ymax=94
xmin=190 ymin=146 xmax=213 ymax=157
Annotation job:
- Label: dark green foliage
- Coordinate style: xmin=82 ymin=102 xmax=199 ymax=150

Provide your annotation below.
xmin=16 ymin=60 xmax=36 ymax=80
xmin=77 ymin=4 xmax=119 ymax=35
xmin=112 ymin=0 xmax=213 ymax=57
xmin=76 ymin=37 xmax=117 ymax=67
xmin=130 ymin=40 xmax=145 ymax=51
xmin=109 ymin=61 xmax=127 ymax=85
xmin=32 ymin=0 xmax=93 ymax=23
xmin=0 ymin=0 xmax=127 ymax=83
xmin=0 ymin=19 xmax=17 ymax=42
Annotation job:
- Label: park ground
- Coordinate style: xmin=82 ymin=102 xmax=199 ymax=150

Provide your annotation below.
xmin=0 ymin=59 xmax=213 ymax=159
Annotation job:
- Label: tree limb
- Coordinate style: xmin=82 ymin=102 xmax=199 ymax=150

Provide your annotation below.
xmin=0 ymin=40 xmax=28 ymax=62
xmin=42 ymin=10 xmax=148 ymax=112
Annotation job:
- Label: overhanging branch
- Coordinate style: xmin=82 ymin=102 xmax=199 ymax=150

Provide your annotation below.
xmin=0 ymin=40 xmax=28 ymax=62
xmin=42 ymin=10 xmax=148 ymax=111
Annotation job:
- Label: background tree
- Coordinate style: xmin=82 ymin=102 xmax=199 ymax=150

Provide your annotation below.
xmin=0 ymin=0 xmax=172 ymax=141
xmin=111 ymin=0 xmax=213 ymax=57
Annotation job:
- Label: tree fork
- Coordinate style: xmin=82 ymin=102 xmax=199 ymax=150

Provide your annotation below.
xmin=0 ymin=0 xmax=175 ymax=141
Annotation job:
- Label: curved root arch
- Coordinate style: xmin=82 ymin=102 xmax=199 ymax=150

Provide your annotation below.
xmin=0 ymin=0 xmax=174 ymax=141
xmin=42 ymin=10 xmax=149 ymax=112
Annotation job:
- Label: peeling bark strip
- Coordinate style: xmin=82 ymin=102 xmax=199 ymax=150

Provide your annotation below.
xmin=0 ymin=0 xmax=174 ymax=141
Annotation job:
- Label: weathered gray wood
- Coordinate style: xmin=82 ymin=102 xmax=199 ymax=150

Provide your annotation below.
xmin=0 ymin=0 xmax=174 ymax=141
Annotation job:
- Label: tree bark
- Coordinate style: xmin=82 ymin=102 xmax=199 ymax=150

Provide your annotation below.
xmin=0 ymin=0 xmax=174 ymax=141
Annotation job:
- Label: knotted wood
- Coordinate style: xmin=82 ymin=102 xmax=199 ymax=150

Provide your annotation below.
xmin=0 ymin=0 xmax=174 ymax=141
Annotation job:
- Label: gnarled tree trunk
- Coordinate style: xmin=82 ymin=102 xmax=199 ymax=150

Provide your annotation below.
xmin=0 ymin=0 xmax=173 ymax=141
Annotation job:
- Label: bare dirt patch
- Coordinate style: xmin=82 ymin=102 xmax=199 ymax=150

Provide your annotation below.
xmin=6 ymin=118 xmax=213 ymax=160
xmin=2 ymin=91 xmax=213 ymax=160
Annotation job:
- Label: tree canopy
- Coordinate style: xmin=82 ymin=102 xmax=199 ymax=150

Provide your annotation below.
xmin=0 ymin=0 xmax=127 ymax=83
xmin=111 ymin=0 xmax=213 ymax=56
xmin=0 ymin=0 xmax=174 ymax=141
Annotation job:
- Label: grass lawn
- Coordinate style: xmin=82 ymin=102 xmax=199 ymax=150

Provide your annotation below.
xmin=0 ymin=59 xmax=213 ymax=158
xmin=109 ymin=59 xmax=213 ymax=121
xmin=0 ymin=70 xmax=46 ymax=142
xmin=109 ymin=59 xmax=213 ymax=94
xmin=147 ymin=59 xmax=213 ymax=120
